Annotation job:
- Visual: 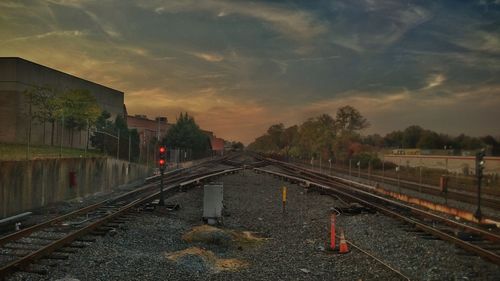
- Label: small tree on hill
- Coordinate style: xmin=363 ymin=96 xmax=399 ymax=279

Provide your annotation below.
xmin=162 ymin=112 xmax=211 ymax=158
xmin=59 ymin=89 xmax=100 ymax=147
xmin=28 ymin=85 xmax=62 ymax=146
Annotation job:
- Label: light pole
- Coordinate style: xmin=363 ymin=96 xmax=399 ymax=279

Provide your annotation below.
xmin=396 ymin=166 xmax=401 ymax=193
xmin=60 ymin=112 xmax=64 ymax=158
xmin=93 ymin=129 xmax=120 ymax=159
xmin=368 ymin=159 xmax=372 ymax=184
xmin=475 ymin=150 xmax=485 ymax=220
xmin=117 ymin=130 xmax=120 ymax=159
xmin=349 ymin=159 xmax=352 ymax=181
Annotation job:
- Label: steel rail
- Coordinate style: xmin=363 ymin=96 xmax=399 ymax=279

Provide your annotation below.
xmin=346 ymin=239 xmax=411 ymax=281
xmin=0 ymin=154 xmax=229 ymax=244
xmin=0 ymin=166 xmax=215 ymax=247
xmin=257 ymin=163 xmax=500 ymax=242
xmin=265 ymin=157 xmax=500 ymax=208
xmin=254 ymin=166 xmax=500 ymax=265
xmin=0 ymin=168 xmax=241 ymax=278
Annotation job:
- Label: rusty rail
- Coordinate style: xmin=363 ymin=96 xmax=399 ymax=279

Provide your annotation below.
xmin=0 ymin=167 xmax=240 ymax=278
xmin=254 ymin=165 xmax=500 ymax=265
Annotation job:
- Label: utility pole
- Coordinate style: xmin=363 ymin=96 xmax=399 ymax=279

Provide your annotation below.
xmin=349 ymin=159 xmax=352 ymax=180
xmin=117 ymin=130 xmax=120 ymax=159
xmin=128 ymin=133 xmax=131 ymax=163
xmin=60 ymin=112 xmax=64 ymax=158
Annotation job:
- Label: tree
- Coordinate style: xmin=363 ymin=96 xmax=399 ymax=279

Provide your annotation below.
xmin=267 ymin=123 xmax=285 ymax=150
xmin=335 ymin=105 xmax=369 ymax=133
xmin=90 ymin=110 xmax=113 ymax=153
xmin=29 ymin=85 xmax=62 ymax=146
xmin=402 ymin=125 xmax=424 ymax=148
xmin=59 ymin=89 xmax=100 ymax=147
xmin=162 ymin=112 xmax=211 ymax=158
xmin=281 ymin=125 xmax=299 ymax=158
xmin=417 ymin=130 xmax=442 ymax=149
xmin=90 ymin=111 xmax=140 ymax=161
xmin=332 ymin=131 xmax=361 ymax=161
xmin=384 ymin=130 xmax=404 ymax=148
xmin=362 ymin=134 xmax=384 ymax=147
xmin=231 ymin=141 xmax=244 ymax=151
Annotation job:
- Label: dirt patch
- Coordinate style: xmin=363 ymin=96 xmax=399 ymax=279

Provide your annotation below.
xmin=182 ymin=224 xmax=268 ymax=247
xmin=165 ymin=247 xmax=248 ymax=273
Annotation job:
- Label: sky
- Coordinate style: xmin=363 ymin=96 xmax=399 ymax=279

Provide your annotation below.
xmin=1 ymin=0 xmax=500 ymax=144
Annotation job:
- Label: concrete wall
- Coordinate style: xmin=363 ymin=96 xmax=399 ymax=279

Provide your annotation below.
xmin=0 ymin=158 xmax=150 ymax=218
xmin=0 ymin=57 xmax=124 ymax=148
xmin=383 ymin=154 xmax=500 ymax=175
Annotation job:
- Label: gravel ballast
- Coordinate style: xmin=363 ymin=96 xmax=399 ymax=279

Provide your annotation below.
xmin=7 ymin=166 xmax=500 ymax=281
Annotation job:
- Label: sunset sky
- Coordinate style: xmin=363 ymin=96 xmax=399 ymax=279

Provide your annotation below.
xmin=1 ymin=0 xmax=499 ymax=144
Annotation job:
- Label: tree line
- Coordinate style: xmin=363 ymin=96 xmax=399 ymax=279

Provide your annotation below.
xmin=247 ymin=105 xmax=370 ymax=162
xmin=26 ymin=85 xmax=140 ymax=161
xmin=367 ymin=125 xmax=499 ymax=154
xmin=247 ymin=105 xmax=500 ymax=166
xmin=161 ymin=112 xmax=212 ymax=159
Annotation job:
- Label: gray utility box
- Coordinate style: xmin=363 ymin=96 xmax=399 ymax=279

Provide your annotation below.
xmin=203 ymin=182 xmax=223 ymax=225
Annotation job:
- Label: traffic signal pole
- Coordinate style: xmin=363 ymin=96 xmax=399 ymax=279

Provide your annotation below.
xmin=159 ymin=169 xmax=165 ymax=206
xmin=158 ymin=146 xmax=167 ymax=206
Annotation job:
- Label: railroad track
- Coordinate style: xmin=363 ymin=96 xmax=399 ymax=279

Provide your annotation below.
xmin=0 ymin=158 xmax=241 ymax=279
xmin=249 ymin=156 xmax=500 ymax=268
xmin=286 ymin=160 xmax=500 ymax=211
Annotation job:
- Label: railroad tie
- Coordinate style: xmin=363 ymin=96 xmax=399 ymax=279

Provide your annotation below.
xmin=43 ymin=253 xmax=70 ymax=260
xmin=76 ymin=237 xmax=96 ymax=242
xmin=20 ymin=267 xmax=48 ymax=275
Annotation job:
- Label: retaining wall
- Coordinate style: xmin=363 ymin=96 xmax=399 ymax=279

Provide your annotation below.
xmin=0 ymin=157 xmax=150 ymax=218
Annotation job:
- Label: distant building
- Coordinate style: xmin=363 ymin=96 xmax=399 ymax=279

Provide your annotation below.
xmin=127 ymin=115 xmax=171 ymax=163
xmin=210 ymin=137 xmax=225 ymax=155
xmin=0 ymin=57 xmax=124 ymax=148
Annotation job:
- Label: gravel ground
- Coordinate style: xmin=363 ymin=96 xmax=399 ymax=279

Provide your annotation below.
xmin=6 ymin=167 xmax=500 ymax=281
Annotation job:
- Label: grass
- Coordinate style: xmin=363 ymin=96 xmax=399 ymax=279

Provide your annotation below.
xmin=0 ymin=142 xmax=105 ymax=160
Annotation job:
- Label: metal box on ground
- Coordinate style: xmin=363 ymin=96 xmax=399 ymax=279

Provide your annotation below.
xmin=203 ymin=182 xmax=223 ymax=225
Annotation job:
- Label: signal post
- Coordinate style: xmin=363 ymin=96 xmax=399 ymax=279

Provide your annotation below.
xmin=475 ymin=149 xmax=485 ymax=220
xmin=159 ymin=146 xmax=167 ymax=206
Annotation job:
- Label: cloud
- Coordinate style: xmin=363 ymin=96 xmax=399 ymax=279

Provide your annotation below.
xmin=140 ymin=0 xmax=328 ymax=41
xmin=192 ymin=52 xmax=224 ymax=62
xmin=1 ymin=30 xmax=86 ymax=43
xmin=1 ymin=0 xmax=499 ymax=143
xmin=329 ymin=1 xmax=432 ymax=52
xmin=423 ymin=73 xmax=446 ymax=89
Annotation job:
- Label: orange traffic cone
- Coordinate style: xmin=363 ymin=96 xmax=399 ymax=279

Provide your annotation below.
xmin=338 ymin=229 xmax=349 ymax=254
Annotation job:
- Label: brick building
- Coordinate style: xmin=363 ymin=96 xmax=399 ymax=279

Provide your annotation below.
xmin=126 ymin=115 xmax=171 ymax=164
xmin=0 ymin=57 xmax=124 ymax=148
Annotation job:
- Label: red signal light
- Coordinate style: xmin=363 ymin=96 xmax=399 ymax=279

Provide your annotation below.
xmin=159 ymin=159 xmax=165 ymax=165
xmin=159 ymin=146 xmax=166 ymax=153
